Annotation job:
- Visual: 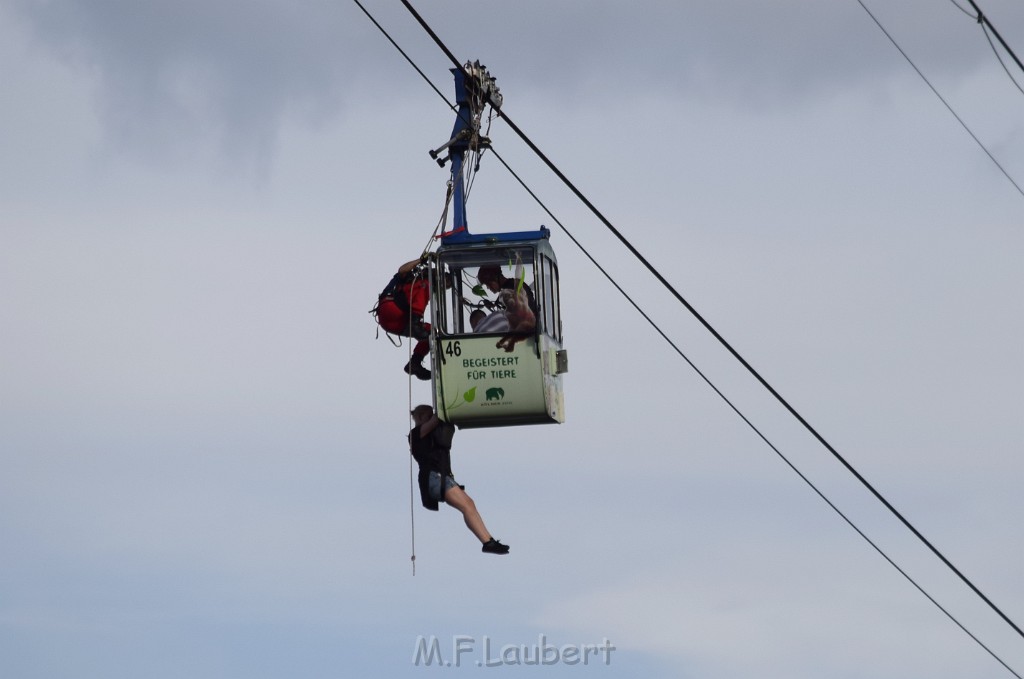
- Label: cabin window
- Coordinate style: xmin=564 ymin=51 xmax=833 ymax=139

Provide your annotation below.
xmin=434 ymin=247 xmax=539 ymax=337
xmin=542 ymin=256 xmax=561 ymax=342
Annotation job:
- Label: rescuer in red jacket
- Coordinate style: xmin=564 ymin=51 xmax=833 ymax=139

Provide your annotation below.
xmin=375 ymin=258 xmax=433 ymax=380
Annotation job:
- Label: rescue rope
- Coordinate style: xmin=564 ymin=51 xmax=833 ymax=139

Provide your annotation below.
xmin=403 ymin=94 xmax=472 ymax=577
xmin=407 ymin=277 xmax=418 ymax=576
xmin=422 ymin=181 xmax=454 ymax=255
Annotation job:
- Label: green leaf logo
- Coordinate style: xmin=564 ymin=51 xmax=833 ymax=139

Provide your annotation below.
xmin=464 ymin=386 xmax=477 ymax=403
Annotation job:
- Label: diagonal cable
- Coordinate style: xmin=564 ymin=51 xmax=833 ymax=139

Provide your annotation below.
xmin=857 ymin=0 xmax=1024 ymax=198
xmin=966 ymin=0 xmax=1024 ymax=77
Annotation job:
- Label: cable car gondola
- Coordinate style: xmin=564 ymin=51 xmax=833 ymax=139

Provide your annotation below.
xmin=428 ymin=62 xmax=567 ymax=428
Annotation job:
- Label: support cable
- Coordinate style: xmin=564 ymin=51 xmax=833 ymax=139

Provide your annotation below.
xmin=856 ymin=0 xmax=1024 ymax=198
xmin=948 ymin=0 xmax=1024 ymax=95
xmin=394 ymin=0 xmax=1024 ymax=643
xmin=486 ymin=145 xmax=1022 ymax=679
xmin=981 ymin=22 xmax=1024 ymax=96
xmin=965 ymin=0 xmax=1024 ymax=78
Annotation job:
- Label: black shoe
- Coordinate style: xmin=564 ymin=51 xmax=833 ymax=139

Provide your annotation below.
xmin=482 ymin=538 xmax=509 ymax=555
xmin=404 ymin=358 xmax=431 ymax=381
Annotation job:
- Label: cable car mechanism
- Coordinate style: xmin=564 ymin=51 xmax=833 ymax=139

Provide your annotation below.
xmin=427 ymin=62 xmax=567 ymax=428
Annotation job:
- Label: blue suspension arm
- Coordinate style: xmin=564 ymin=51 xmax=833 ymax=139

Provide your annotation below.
xmin=437 ymin=62 xmax=550 ymax=246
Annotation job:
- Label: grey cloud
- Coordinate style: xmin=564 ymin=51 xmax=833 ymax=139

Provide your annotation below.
xmin=9 ymin=0 xmax=364 ymax=167
xmin=413 ymin=1 xmax=1020 ymax=105
xmin=14 ymin=0 xmax=1021 ymax=163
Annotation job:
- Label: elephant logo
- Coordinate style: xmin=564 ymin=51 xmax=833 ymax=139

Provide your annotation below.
xmin=485 ymin=387 xmax=505 ymax=401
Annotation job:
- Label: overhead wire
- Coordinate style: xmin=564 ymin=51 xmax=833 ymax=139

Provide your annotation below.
xmin=356 ymin=0 xmax=1024 ymax=669
xmin=350 ymin=1 xmax=489 ymax=235
xmin=483 ymin=151 xmax=1019 ymax=679
xmin=947 ymin=0 xmax=1024 ymax=95
xmin=949 ymin=0 xmax=977 ymax=19
xmin=351 ymin=0 xmax=455 ymax=115
xmin=965 ymin=0 xmax=1024 ymax=80
xmin=855 ymin=0 xmax=1024 ymax=199
xmin=947 ymin=0 xmax=1024 ymax=94
xmin=961 ymin=0 xmax=1024 ymax=96
xmin=982 ymin=24 xmax=1024 ymax=96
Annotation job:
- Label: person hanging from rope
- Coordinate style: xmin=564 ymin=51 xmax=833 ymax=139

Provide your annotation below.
xmin=409 ymin=404 xmax=510 ymax=555
xmin=373 ymin=257 xmax=434 ymax=380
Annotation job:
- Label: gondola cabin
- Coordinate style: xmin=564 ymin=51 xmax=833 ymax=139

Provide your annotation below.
xmin=429 ymin=228 xmax=567 ymax=428
xmin=424 ymin=61 xmax=566 ymax=427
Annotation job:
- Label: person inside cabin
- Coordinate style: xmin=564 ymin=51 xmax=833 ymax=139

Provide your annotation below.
xmin=409 ymin=404 xmax=510 ymax=555
xmin=476 ymin=265 xmax=536 ymax=352
xmin=470 ymin=308 xmax=510 ymax=334
xmin=375 ymin=257 xmax=433 ymax=380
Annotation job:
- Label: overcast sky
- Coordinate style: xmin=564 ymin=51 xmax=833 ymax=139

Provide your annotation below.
xmin=2 ymin=1 xmax=1023 ymax=678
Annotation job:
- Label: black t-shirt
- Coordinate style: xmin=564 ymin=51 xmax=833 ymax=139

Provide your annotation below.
xmin=409 ymin=422 xmax=456 ymax=510
xmin=408 ymin=423 xmax=454 ymax=476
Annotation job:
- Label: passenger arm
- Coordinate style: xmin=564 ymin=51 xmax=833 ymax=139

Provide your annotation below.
xmin=418 ymin=414 xmax=441 ymax=438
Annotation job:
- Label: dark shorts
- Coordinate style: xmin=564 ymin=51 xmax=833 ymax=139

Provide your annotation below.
xmin=427 ymin=471 xmax=459 ymax=502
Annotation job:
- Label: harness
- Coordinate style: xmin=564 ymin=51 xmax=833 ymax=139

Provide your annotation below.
xmin=382 ymin=271 xmax=412 ymax=311
xmin=369 ymin=268 xmax=425 ymax=347
xmin=370 ymin=271 xmax=413 ymax=320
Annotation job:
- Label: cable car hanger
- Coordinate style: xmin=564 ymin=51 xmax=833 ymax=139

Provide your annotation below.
xmin=425 ymin=62 xmax=567 ymax=429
